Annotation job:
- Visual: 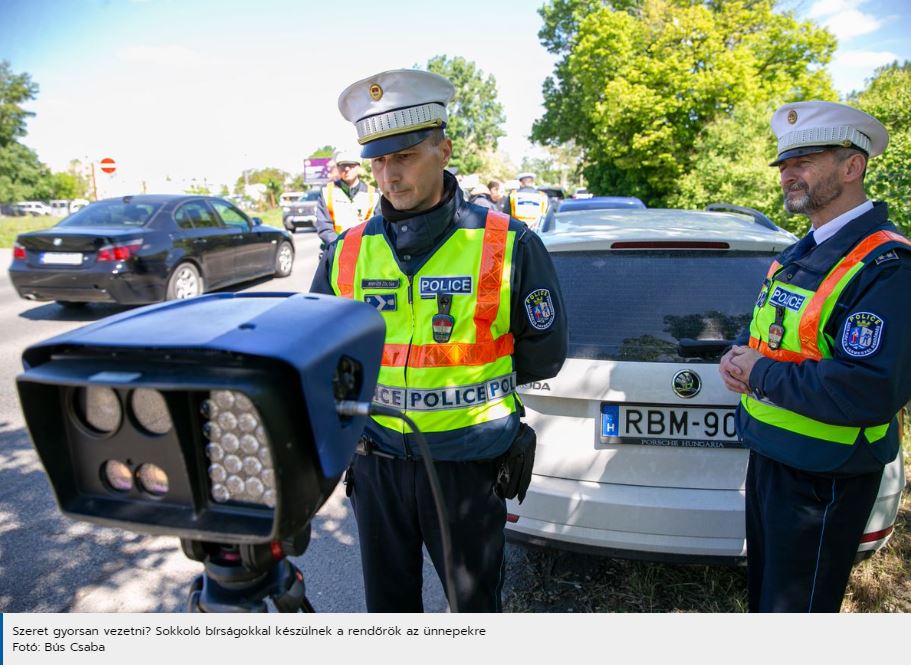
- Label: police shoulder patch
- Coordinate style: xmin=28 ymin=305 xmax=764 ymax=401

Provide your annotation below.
xmin=841 ymin=311 xmax=884 ymax=358
xmin=525 ymin=288 xmax=555 ymax=330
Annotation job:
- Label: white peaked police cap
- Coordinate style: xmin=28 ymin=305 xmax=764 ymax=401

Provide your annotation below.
xmin=333 ymin=148 xmax=362 ymax=166
xmin=770 ymin=100 xmax=888 ymax=166
xmin=337 ymin=69 xmax=455 ymax=159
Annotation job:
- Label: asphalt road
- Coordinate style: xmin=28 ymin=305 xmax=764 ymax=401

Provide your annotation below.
xmin=0 ymin=231 xmax=449 ymax=612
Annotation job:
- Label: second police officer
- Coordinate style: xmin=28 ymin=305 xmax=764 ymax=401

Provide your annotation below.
xmin=310 ymin=69 xmax=567 ymax=612
xmin=314 ymin=147 xmax=378 ymax=247
xmin=720 ymin=101 xmax=911 ymax=612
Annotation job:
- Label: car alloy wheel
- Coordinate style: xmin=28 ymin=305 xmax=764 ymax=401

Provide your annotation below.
xmin=275 ymin=242 xmax=294 ymax=277
xmin=168 ymin=263 xmax=202 ymax=300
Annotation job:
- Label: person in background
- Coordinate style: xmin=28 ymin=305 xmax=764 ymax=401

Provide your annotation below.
xmin=506 ymin=172 xmax=548 ymax=231
xmin=720 ymin=100 xmax=911 ymax=613
xmin=487 ymin=180 xmax=503 ymax=207
xmin=468 ymin=183 xmax=496 ymax=209
xmin=310 ymin=68 xmax=567 ymax=612
xmin=314 ymin=148 xmax=377 ymax=246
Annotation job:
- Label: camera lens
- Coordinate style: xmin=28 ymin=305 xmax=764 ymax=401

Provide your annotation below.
xmin=75 ymin=386 xmax=121 ymax=435
xmin=102 ymin=460 xmax=133 ymax=492
xmin=136 ymin=463 xmax=168 ymax=497
xmin=131 ymin=389 xmax=172 ymax=435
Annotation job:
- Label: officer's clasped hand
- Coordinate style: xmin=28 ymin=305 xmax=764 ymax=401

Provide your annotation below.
xmin=495 ymin=423 xmax=537 ymax=503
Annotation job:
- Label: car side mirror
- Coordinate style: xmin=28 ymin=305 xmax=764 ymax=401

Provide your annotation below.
xmin=252 ymin=217 xmax=263 ymax=227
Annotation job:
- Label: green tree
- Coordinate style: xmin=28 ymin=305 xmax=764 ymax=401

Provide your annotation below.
xmin=668 ymin=99 xmax=807 ymax=233
xmin=423 ymin=55 xmax=506 ymax=175
xmin=309 ymin=145 xmax=335 ymax=158
xmin=47 ymin=171 xmax=85 ymax=199
xmin=851 ymin=61 xmax=911 ymax=235
xmin=0 ymin=62 xmax=51 ymax=202
xmin=233 ymin=167 xmax=289 ymax=197
xmin=532 ymin=0 xmax=837 ymax=205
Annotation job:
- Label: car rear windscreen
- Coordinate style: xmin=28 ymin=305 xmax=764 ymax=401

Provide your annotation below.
xmin=550 ymin=250 xmax=776 ymax=363
xmin=57 ymin=201 xmax=162 ymax=227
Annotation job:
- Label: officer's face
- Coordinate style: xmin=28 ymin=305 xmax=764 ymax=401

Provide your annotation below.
xmin=778 ymin=149 xmax=866 ymax=216
xmin=371 ymin=135 xmax=453 ymax=213
xmin=337 ymin=162 xmax=360 ymax=185
xmin=778 ymin=150 xmax=844 ymax=215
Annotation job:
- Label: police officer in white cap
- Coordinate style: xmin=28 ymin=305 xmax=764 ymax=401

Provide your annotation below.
xmin=719 ymin=100 xmax=911 ymax=612
xmin=505 ymin=171 xmax=548 ymax=229
xmin=310 ymin=69 xmax=567 ymax=612
xmin=314 ymin=148 xmax=377 ymax=246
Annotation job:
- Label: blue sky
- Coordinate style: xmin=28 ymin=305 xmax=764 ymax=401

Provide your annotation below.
xmin=2 ymin=0 xmax=909 ymax=194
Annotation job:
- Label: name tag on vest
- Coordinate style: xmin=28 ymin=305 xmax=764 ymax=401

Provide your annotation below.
xmin=768 ymin=286 xmax=806 ymax=311
xmin=419 ymin=276 xmax=473 ymax=299
xmin=362 ymin=279 xmax=400 ymax=290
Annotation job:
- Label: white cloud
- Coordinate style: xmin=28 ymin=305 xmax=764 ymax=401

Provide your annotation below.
xmin=829 ymin=49 xmax=899 ymax=94
xmin=823 ymin=9 xmax=882 ymax=39
xmin=809 ymin=0 xmax=863 ymax=19
xmin=118 ymin=44 xmax=221 ymax=68
xmin=834 ymin=49 xmax=899 ymax=68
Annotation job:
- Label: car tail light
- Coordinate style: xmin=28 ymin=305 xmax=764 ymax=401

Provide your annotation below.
xmin=860 ymin=526 xmax=893 ymax=543
xmin=96 ymin=240 xmax=143 ymax=262
xmin=506 ymin=513 xmax=519 ymax=523
xmin=13 ymin=242 xmax=26 ymax=260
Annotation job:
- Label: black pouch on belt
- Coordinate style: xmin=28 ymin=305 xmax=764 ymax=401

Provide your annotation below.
xmin=494 ymin=423 xmax=536 ymax=503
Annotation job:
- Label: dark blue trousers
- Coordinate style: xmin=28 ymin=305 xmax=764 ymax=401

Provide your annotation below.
xmin=745 ymin=450 xmax=884 ymax=612
xmin=349 ymin=454 xmax=506 ymax=612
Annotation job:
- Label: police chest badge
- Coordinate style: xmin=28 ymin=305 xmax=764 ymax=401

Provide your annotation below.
xmin=432 ymin=293 xmax=454 ymax=343
xmin=525 ymin=288 xmax=555 ymax=330
xmin=842 ymin=311 xmax=884 ymax=358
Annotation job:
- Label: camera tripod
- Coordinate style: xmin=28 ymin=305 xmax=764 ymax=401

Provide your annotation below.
xmin=181 ymin=526 xmax=314 ymax=613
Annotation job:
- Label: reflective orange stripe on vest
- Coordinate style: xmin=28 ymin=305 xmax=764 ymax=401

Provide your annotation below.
xmin=326 ymin=182 xmax=335 ymax=225
xmin=382 ymin=332 xmax=514 ymax=368
xmin=336 ymin=221 xmax=367 ymax=298
xmin=474 ymin=210 xmax=510 ymax=343
xmin=750 ymin=230 xmax=911 ymax=363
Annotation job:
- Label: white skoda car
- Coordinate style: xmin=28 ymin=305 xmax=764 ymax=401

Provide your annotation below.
xmin=508 ymin=205 xmax=904 ymax=562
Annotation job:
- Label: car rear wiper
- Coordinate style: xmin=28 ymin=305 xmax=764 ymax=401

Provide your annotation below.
xmin=677 ymin=338 xmax=732 ymax=358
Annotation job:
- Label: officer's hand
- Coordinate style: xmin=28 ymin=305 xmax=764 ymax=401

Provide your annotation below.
xmin=719 ymin=347 xmax=751 ymax=395
xmin=727 ymin=346 xmax=763 ymax=389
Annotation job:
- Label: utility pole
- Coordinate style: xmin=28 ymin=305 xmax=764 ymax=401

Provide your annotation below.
xmin=90 ymin=161 xmax=98 ymax=201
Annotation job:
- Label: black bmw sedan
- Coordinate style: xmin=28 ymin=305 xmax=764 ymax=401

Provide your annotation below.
xmin=9 ymin=194 xmax=295 ymax=306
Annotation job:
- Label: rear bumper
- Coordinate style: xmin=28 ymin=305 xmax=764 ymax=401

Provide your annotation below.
xmin=283 ymin=215 xmax=316 ymax=228
xmin=506 ymin=457 xmax=903 ymax=561
xmin=9 ymin=264 xmax=167 ymax=304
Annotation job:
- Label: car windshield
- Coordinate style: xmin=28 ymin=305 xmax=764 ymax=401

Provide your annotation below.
xmin=550 ymin=250 xmax=775 ymax=363
xmin=303 ymin=191 xmax=321 ymax=201
xmin=57 ymin=200 xmax=161 ymax=227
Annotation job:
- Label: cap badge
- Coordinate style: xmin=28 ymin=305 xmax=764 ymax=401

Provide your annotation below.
xmin=369 ymin=83 xmax=383 ymax=101
xmin=787 ymin=109 xmax=798 ymax=125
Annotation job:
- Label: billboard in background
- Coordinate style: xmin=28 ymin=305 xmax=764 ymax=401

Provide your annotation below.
xmin=304 ymin=157 xmax=332 ymax=186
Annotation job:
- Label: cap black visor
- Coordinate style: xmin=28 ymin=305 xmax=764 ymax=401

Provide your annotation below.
xmin=360 ymin=129 xmax=436 ymax=159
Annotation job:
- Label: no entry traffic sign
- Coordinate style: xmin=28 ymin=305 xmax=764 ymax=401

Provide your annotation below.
xmin=100 ymin=157 xmax=116 ymax=174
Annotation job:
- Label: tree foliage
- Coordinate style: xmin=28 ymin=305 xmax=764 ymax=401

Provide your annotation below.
xmin=852 ymin=61 xmax=911 ymax=235
xmin=0 ymin=62 xmax=50 ymax=202
xmin=234 ymin=167 xmax=289 ymax=196
xmin=532 ymin=0 xmax=837 ymax=205
xmin=309 ymin=145 xmax=335 ymax=158
xmin=423 ymin=55 xmax=506 ymax=175
xmin=0 ymin=60 xmax=38 ymax=147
